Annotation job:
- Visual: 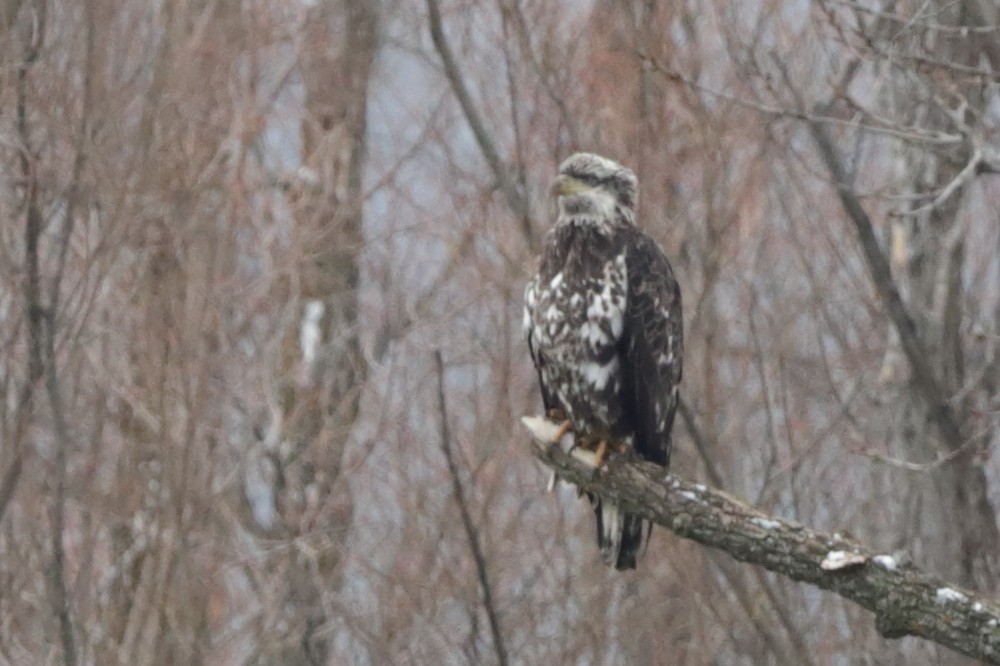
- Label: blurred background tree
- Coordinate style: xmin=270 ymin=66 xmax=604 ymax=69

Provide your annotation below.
xmin=0 ymin=0 xmax=997 ymax=664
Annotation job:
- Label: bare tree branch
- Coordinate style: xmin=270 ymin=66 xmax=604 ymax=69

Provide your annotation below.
xmin=14 ymin=2 xmax=77 ymax=663
xmin=0 ymin=447 xmax=23 ymax=524
xmin=425 ymin=0 xmax=530 ymax=234
xmin=806 ymin=107 xmax=967 ymax=451
xmin=435 ymin=351 xmax=509 ymax=666
xmin=682 ymin=401 xmax=820 ymax=663
xmin=524 ymin=417 xmax=1000 ymax=665
xmin=894 ymin=144 xmax=981 ymax=218
xmin=965 ymin=0 xmax=1000 ymax=67
xmin=43 ymin=299 xmax=77 ymax=666
xmin=506 ymin=0 xmax=582 ymax=150
xmin=640 ymin=53 xmax=962 ymax=146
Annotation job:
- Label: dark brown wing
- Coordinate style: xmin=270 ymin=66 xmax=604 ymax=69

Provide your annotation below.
xmin=620 ymin=230 xmax=682 ymax=467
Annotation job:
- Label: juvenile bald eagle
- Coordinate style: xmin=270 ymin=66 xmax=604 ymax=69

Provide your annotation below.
xmin=524 ymin=153 xmax=682 ymax=570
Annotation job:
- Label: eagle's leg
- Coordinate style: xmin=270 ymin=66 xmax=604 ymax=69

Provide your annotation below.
xmin=545 ymin=409 xmax=572 ymax=443
xmin=550 ymin=419 xmax=572 ymax=443
xmin=593 ymin=440 xmax=609 ymax=468
xmin=543 ymin=409 xmax=571 ymax=491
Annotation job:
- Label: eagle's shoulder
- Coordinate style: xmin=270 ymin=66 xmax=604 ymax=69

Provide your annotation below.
xmin=621 ymin=226 xmax=682 ymax=378
xmin=620 ymin=227 xmax=676 ymax=283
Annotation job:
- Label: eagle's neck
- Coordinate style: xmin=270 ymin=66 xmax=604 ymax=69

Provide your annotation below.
xmin=545 ymin=213 xmax=629 ymax=281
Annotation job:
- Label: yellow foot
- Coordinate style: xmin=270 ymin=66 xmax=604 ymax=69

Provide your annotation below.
xmin=550 ymin=420 xmax=572 ymax=443
xmin=594 ymin=440 xmax=608 ymax=468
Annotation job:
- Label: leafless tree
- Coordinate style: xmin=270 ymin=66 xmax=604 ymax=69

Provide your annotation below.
xmin=0 ymin=0 xmax=998 ymax=664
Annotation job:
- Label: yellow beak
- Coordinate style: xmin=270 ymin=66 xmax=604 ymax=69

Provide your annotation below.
xmin=552 ymin=174 xmax=591 ymax=196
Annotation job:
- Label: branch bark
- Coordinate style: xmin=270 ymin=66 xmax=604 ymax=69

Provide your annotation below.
xmin=524 ymin=417 xmax=1000 ymax=665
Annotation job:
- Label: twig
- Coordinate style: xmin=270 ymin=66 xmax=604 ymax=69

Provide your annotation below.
xmin=806 ymin=102 xmax=967 ymax=452
xmin=891 ymin=145 xmax=982 ymax=217
xmin=0 ymin=447 xmax=24 ymax=525
xmin=826 ymin=0 xmax=998 ymax=34
xmin=434 ymin=351 xmax=508 ymax=666
xmin=425 ymin=0 xmax=529 ymax=229
xmin=854 ymin=446 xmax=967 ymax=472
xmin=524 ymin=417 xmax=1000 ymax=664
xmin=507 ymin=0 xmax=582 ymax=150
xmin=43 ymin=306 xmax=77 ymax=666
xmin=677 ymin=397 xmax=724 ymax=488
xmin=640 ymin=52 xmax=962 ymax=146
xmin=16 ymin=4 xmax=77 ymax=664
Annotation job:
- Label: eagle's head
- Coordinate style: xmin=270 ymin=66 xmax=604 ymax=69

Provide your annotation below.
xmin=552 ymin=153 xmax=637 ymax=223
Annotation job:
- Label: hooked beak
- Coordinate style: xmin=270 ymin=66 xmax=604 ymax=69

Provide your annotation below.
xmin=551 ymin=174 xmax=590 ymax=197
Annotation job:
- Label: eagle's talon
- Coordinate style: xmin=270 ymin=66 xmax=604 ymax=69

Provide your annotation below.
xmin=593 ymin=440 xmax=609 ymax=468
xmin=550 ymin=419 xmax=572 ymax=443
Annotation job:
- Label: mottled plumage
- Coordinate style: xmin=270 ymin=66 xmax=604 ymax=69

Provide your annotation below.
xmin=525 ymin=153 xmax=683 ymax=570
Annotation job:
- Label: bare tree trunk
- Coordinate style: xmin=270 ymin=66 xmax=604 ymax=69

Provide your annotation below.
xmin=251 ymin=2 xmax=378 ymax=664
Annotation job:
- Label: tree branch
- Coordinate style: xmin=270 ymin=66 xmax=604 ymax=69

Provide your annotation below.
xmin=425 ymin=0 xmax=530 ymax=229
xmin=806 ymin=107 xmax=967 ymax=450
xmin=523 ymin=417 xmax=1000 ymax=665
xmin=15 ymin=4 xmax=76 ymax=664
xmin=436 ymin=352 xmax=509 ymax=666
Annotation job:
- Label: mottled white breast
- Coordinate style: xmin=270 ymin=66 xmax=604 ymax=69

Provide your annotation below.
xmin=525 ymin=253 xmax=628 ymax=432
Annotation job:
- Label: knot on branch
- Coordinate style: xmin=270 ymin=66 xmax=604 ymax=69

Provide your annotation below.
xmin=875 ymin=606 xmax=913 ymax=640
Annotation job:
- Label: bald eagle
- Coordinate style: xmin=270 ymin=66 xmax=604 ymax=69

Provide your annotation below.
xmin=524 ymin=153 xmax=683 ymax=570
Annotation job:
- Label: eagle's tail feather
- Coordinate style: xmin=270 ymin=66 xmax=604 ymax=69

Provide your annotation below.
xmin=593 ymin=496 xmax=646 ymax=570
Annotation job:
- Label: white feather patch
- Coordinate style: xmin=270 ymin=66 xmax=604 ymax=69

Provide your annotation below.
xmin=579 ymin=322 xmax=609 ymax=346
xmin=602 ymin=500 xmax=623 ymax=561
xmin=580 ymin=360 xmax=616 ymax=390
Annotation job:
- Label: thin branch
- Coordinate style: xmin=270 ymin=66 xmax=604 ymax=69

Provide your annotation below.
xmin=507 ymin=0 xmax=582 ymax=150
xmin=891 ymin=145 xmax=982 ymax=218
xmin=425 ymin=0 xmax=531 ymax=233
xmin=523 ymin=417 xmax=1000 ymax=665
xmin=853 ymin=443 xmax=971 ymax=472
xmin=15 ymin=3 xmax=76 ymax=664
xmin=827 ymin=0 xmax=999 ymax=34
xmin=435 ymin=351 xmax=508 ymax=666
xmin=965 ymin=0 xmax=1000 ymax=69
xmin=43 ymin=299 xmax=77 ymax=666
xmin=677 ymin=397 xmax=724 ymax=488
xmin=678 ymin=400 xmax=817 ymax=664
xmin=640 ymin=53 xmax=962 ymax=146
xmin=0 ymin=446 xmax=24 ymax=524
xmin=806 ymin=103 xmax=967 ymax=451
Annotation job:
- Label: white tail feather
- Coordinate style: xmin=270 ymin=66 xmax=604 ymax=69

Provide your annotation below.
xmin=601 ymin=500 xmax=623 ymax=564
